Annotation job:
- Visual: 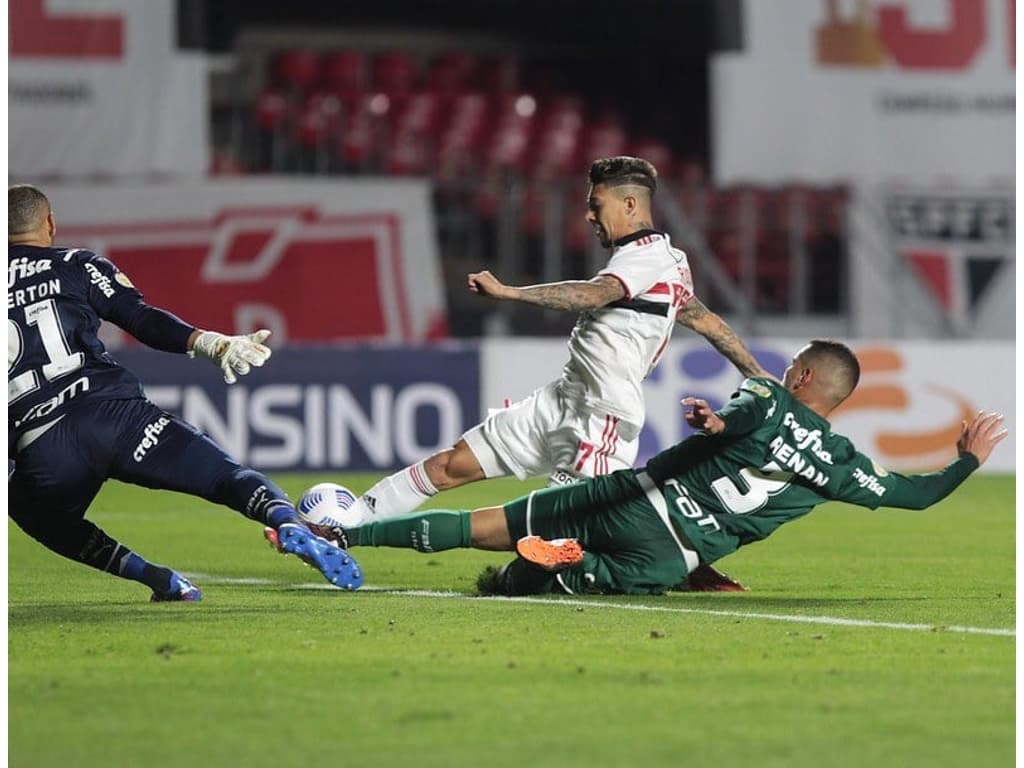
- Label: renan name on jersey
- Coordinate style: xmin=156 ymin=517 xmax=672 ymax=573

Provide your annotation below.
xmin=767 ymin=436 xmax=831 ymax=487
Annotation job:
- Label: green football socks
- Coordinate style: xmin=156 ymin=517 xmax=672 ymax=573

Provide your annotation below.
xmin=348 ymin=510 xmax=472 ymax=553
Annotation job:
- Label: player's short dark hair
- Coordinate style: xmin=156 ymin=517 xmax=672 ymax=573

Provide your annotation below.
xmin=804 ymin=339 xmax=861 ymax=405
xmin=588 ymin=156 xmax=658 ymax=196
xmin=9 ymin=184 xmax=51 ymax=235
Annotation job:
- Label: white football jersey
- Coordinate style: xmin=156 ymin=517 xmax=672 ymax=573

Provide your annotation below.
xmin=558 ymin=229 xmax=694 ymax=425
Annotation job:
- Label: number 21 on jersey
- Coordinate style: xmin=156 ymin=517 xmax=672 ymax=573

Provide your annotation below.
xmin=8 ymin=298 xmax=84 ymax=403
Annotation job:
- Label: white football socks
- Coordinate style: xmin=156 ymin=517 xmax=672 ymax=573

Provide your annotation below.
xmin=351 ymin=460 xmax=439 ymax=524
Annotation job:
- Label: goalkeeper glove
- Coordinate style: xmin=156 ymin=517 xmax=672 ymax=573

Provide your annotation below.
xmin=190 ymin=329 xmax=272 ymax=384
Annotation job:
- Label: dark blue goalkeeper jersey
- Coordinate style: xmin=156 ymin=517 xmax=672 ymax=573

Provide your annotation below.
xmin=8 ymin=244 xmax=193 ymax=449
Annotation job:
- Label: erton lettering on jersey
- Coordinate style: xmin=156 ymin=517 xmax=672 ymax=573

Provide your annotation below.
xmin=8 ymin=278 xmax=61 ymax=308
xmin=781 ymin=412 xmax=834 ymax=465
xmin=133 ymin=416 xmax=171 ymax=462
xmin=8 ymin=257 xmax=53 ymax=287
xmin=13 ymin=375 xmax=90 ymax=428
xmin=83 ymin=261 xmax=116 ymax=297
xmin=852 ymin=467 xmax=887 ymax=497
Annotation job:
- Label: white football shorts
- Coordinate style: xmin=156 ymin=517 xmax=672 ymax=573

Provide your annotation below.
xmin=462 ymin=380 xmax=640 ymax=482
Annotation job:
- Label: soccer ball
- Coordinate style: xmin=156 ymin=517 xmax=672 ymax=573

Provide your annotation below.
xmin=296 ymin=482 xmax=362 ymax=530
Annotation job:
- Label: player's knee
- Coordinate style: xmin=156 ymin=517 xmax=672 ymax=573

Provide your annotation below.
xmin=423 ymin=442 xmax=484 ymax=490
xmin=469 ymin=507 xmax=512 ymax=550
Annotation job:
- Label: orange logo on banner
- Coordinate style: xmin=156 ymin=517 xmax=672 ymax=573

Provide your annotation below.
xmin=832 ymin=346 xmax=976 ymax=462
xmin=815 ymin=0 xmax=997 ymax=70
xmin=817 ymin=0 xmax=886 ymax=67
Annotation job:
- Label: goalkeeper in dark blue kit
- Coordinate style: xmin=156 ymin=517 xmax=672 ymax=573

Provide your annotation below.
xmin=8 ymin=184 xmax=362 ymax=600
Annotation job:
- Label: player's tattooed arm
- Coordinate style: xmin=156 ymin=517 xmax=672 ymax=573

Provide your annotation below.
xmin=676 ymin=298 xmax=771 ymax=379
xmin=468 ymin=271 xmax=625 ymax=312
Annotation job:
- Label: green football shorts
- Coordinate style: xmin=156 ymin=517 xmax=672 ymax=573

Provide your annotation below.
xmin=501 ymin=470 xmax=691 ymax=595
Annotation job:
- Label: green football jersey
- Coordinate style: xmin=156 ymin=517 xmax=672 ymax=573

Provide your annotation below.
xmin=643 ymin=377 xmax=977 ymax=565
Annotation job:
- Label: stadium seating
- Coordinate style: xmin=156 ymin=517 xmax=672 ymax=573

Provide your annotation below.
xmin=235 ymin=46 xmax=847 ymax=318
xmin=322 ymin=50 xmax=368 ymax=92
xmin=271 ymin=49 xmax=322 ymax=96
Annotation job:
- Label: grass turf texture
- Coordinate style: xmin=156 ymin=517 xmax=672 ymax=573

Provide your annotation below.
xmin=9 ymin=473 xmax=1014 ymax=768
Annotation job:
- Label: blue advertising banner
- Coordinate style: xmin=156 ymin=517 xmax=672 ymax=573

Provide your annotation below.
xmin=112 ymin=345 xmax=480 ymax=472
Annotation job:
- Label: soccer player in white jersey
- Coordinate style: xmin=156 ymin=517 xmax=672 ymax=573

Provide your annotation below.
xmin=330 ymin=156 xmax=767 ymax=590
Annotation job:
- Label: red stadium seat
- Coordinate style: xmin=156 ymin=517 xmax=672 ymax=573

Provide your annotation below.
xmin=254 ymin=88 xmax=288 ymax=132
xmin=271 ymin=50 xmax=321 ymax=96
xmin=385 ymin=91 xmax=444 ymax=175
xmin=335 ymin=91 xmax=392 ymax=170
xmin=297 ymin=92 xmax=342 ymax=148
xmin=426 ymin=51 xmax=479 ymax=91
xmin=627 ymin=138 xmax=674 ymax=176
xmin=322 ymin=50 xmax=368 ymax=92
xmin=435 ymin=91 xmax=490 ymax=178
xmin=372 ymin=51 xmax=420 ymax=92
xmin=578 ymin=117 xmax=627 ymax=164
xmin=483 ymin=92 xmax=540 ymax=173
xmin=532 ymin=127 xmax=580 ymax=180
xmin=477 ymin=55 xmax=521 ymax=91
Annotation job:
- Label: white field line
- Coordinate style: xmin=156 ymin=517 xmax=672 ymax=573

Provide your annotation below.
xmin=187 ymin=573 xmax=1015 ymax=638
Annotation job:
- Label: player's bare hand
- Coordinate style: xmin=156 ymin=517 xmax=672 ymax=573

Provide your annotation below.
xmin=468 ymin=270 xmax=512 ymax=300
xmin=681 ymin=397 xmax=725 ymax=435
xmin=957 ymin=411 xmax=1007 ymax=466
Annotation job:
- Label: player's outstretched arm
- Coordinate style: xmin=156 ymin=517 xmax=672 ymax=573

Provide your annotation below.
xmin=842 ymin=412 xmax=1006 ymax=511
xmin=468 ymin=270 xmax=625 ymax=312
xmin=675 ymin=298 xmax=771 ymax=379
xmin=188 ymin=329 xmax=273 ymax=384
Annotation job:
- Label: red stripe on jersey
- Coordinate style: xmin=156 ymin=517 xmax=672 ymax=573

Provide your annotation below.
xmin=595 ymin=415 xmax=620 ymax=476
xmin=608 ymin=418 xmax=620 ymax=472
xmin=646 ymin=282 xmax=671 ymax=295
xmin=650 ymin=333 xmax=672 ymax=370
xmin=598 ymin=416 xmax=613 ymax=476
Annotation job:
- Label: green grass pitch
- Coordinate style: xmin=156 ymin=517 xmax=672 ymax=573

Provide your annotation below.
xmin=8 ymin=473 xmax=1015 ymax=768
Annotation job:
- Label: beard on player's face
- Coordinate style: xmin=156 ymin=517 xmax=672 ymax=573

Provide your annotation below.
xmin=588 ymin=196 xmax=628 ymax=247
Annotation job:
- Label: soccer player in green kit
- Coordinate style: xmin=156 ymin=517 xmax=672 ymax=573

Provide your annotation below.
xmin=328 ymin=340 xmax=1008 ymax=595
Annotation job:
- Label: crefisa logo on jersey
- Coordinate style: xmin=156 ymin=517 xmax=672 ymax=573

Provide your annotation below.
xmin=133 ymin=416 xmax=171 ymax=462
xmin=83 ymin=262 xmax=116 ymax=298
xmin=8 ymin=257 xmax=52 ymax=287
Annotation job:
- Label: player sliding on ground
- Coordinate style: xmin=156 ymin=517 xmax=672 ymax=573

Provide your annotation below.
xmin=298 ymin=340 xmax=1005 ymax=595
xmin=8 ymin=184 xmax=361 ymax=601
xmin=332 ymin=156 xmax=768 ymax=591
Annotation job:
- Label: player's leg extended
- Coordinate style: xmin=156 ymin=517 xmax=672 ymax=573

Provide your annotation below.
xmin=345 ymin=438 xmax=488 ymax=524
xmin=9 ymin=417 xmax=200 ymax=601
xmin=108 ymin=401 xmax=362 ymax=590
xmin=346 ymin=384 xmax=562 ymax=524
xmin=344 ymin=505 xmax=511 ymax=553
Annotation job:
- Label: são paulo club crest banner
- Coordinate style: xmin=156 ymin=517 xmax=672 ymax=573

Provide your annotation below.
xmin=9 ymin=0 xmax=207 ymax=178
xmin=45 ymin=178 xmax=449 ymax=343
xmin=711 ymin=0 xmax=1015 ymax=186
xmin=481 ymin=338 xmax=1015 ymax=473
